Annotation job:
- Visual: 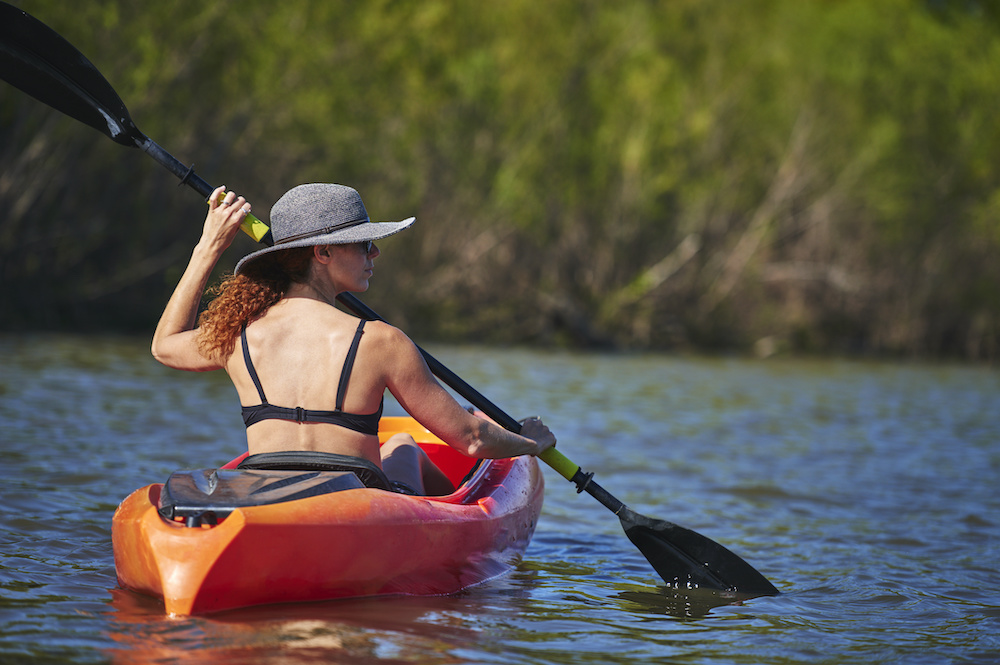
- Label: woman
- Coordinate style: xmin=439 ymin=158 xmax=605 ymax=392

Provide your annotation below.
xmin=151 ymin=183 xmax=556 ymax=495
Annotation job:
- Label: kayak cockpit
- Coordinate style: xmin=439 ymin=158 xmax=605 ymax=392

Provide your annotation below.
xmin=157 ymin=468 xmax=367 ymax=527
xmin=158 ymin=437 xmax=484 ymax=528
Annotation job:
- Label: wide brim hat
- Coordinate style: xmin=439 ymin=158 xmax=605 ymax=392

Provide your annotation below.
xmin=235 ymin=183 xmax=415 ymax=274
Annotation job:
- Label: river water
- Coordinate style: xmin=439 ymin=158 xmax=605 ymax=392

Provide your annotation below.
xmin=0 ymin=333 xmax=997 ymax=664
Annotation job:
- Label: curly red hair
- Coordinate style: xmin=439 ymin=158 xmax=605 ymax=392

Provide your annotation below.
xmin=197 ymin=247 xmax=314 ymax=361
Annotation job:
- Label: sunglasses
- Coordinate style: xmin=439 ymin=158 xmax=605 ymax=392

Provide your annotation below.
xmin=350 ymin=240 xmax=374 ymax=254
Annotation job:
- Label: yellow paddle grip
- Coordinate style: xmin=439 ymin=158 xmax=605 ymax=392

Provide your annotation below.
xmin=539 ymin=448 xmax=580 ymax=482
xmin=210 ymin=192 xmax=271 ymax=243
xmin=240 ymin=213 xmax=271 ymax=243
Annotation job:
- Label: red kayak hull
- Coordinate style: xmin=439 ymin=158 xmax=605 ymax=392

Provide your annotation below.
xmin=111 ymin=417 xmax=544 ymax=615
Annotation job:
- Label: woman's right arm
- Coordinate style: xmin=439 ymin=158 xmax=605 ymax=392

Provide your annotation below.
xmin=151 ymin=187 xmax=249 ymax=371
xmin=378 ymin=324 xmax=556 ymax=458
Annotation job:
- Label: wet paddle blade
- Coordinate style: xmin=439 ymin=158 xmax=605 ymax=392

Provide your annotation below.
xmin=0 ymin=2 xmax=145 ymax=146
xmin=620 ymin=506 xmax=779 ymax=596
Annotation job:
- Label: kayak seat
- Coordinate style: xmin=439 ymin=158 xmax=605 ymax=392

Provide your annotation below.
xmin=236 ymin=451 xmax=393 ymax=491
xmin=158 ymin=467 xmax=366 ymax=527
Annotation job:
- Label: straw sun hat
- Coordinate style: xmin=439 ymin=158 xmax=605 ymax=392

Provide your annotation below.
xmin=235 ymin=183 xmax=415 ymax=274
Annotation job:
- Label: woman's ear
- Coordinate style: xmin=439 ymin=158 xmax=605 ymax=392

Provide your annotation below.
xmin=313 ymin=244 xmax=333 ymax=265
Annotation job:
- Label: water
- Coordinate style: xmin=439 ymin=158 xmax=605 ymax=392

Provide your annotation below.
xmin=1 ymin=333 xmax=998 ymax=664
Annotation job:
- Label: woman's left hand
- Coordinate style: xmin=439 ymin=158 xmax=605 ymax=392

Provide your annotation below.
xmin=519 ymin=416 xmax=557 ymax=456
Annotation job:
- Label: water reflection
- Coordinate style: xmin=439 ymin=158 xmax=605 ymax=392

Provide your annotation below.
xmin=106 ymin=589 xmax=482 ymax=664
xmin=614 ymin=587 xmax=758 ymax=619
xmin=104 ymin=573 xmax=753 ymax=664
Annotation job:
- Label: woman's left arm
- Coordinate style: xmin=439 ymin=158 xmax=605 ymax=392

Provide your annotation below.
xmin=151 ymin=187 xmax=249 ymax=371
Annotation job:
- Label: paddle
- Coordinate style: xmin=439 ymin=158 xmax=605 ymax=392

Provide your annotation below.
xmin=0 ymin=2 xmax=779 ymax=596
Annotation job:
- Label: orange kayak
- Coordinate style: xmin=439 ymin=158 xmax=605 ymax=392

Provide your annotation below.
xmin=111 ymin=417 xmax=544 ymax=616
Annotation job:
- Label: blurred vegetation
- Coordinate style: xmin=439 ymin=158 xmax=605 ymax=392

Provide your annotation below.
xmin=1 ymin=0 xmax=998 ymax=360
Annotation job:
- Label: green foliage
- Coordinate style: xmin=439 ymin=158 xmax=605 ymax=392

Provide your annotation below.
xmin=1 ymin=0 xmax=998 ymax=359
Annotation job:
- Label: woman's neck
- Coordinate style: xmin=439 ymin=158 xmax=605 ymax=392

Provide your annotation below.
xmin=285 ymin=279 xmax=342 ymax=306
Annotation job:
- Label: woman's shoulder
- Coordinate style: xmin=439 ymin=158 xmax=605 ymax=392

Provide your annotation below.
xmin=361 ymin=319 xmax=411 ymax=347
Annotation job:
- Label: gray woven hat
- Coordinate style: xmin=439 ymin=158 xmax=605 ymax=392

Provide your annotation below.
xmin=235 ymin=183 xmax=415 ymax=274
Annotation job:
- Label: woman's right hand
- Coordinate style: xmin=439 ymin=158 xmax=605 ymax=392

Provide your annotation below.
xmin=151 ymin=186 xmax=251 ymax=371
xmin=201 ymin=186 xmax=251 ymax=255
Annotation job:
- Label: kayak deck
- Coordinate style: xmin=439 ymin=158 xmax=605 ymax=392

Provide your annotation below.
xmin=111 ymin=417 xmax=544 ymax=615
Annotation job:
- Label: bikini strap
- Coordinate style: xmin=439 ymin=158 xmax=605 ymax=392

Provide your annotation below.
xmin=241 ymin=326 xmax=268 ymax=403
xmin=335 ymin=320 xmax=367 ymax=411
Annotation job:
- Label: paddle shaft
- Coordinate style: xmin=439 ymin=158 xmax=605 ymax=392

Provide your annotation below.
xmin=333 ymin=293 xmax=624 ymax=511
xmin=138 ymin=138 xmax=272 ymax=245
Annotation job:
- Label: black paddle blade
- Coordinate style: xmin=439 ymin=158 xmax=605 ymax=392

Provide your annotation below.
xmin=0 ymin=2 xmax=144 ymax=146
xmin=620 ymin=506 xmax=779 ymax=596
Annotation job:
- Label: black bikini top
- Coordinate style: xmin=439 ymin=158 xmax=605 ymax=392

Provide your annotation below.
xmin=240 ymin=319 xmax=383 ymax=435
